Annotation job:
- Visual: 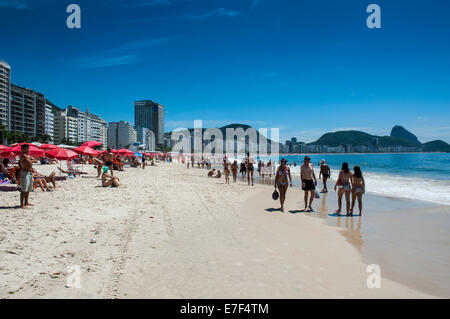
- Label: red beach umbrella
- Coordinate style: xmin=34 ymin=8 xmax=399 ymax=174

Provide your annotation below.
xmin=82 ymin=141 xmax=102 ymax=148
xmin=39 ymin=144 xmax=59 ymax=150
xmin=1 ymin=145 xmax=45 ymax=158
xmin=0 ymin=145 xmax=7 ymax=150
xmin=116 ymin=149 xmax=130 ymax=155
xmin=45 ymin=148 xmax=78 ymax=160
xmin=10 ymin=142 xmax=37 ymax=147
xmin=74 ymin=145 xmax=97 ymax=156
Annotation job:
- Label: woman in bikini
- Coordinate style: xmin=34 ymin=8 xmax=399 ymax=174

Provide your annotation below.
xmin=245 ymin=152 xmax=255 ymax=186
xmin=351 ymin=166 xmax=365 ymax=216
xmin=223 ymin=159 xmax=231 ymax=184
xmin=231 ymin=160 xmax=238 ymax=182
xmin=334 ymin=162 xmax=353 ymax=216
xmin=274 ymin=158 xmax=292 ymax=212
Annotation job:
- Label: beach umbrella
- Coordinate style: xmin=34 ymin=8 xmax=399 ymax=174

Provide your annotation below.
xmin=39 ymin=144 xmax=59 ymax=150
xmin=116 ymin=149 xmax=130 ymax=155
xmin=74 ymin=145 xmax=97 ymax=156
xmin=56 ymin=144 xmax=75 ymax=149
xmin=1 ymin=145 xmax=45 ymax=158
xmin=10 ymin=142 xmax=37 ymax=147
xmin=82 ymin=141 xmax=102 ymax=148
xmin=134 ymin=152 xmax=143 ymax=157
xmin=45 ymin=148 xmax=78 ymax=160
xmin=0 ymin=145 xmax=7 ymax=150
xmin=45 ymin=148 xmax=79 ymax=177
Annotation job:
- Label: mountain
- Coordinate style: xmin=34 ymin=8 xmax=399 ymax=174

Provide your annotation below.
xmin=390 ymin=125 xmax=421 ymax=145
xmin=310 ymin=130 xmax=421 ymax=148
xmin=311 ymin=131 xmax=375 ymax=147
xmin=422 ymin=140 xmax=450 ymax=152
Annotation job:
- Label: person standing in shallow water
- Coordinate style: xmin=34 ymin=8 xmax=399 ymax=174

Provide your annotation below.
xmin=334 ymin=162 xmax=353 ymax=216
xmin=351 ymin=165 xmax=365 ymax=216
xmin=274 ymin=158 xmax=292 ymax=212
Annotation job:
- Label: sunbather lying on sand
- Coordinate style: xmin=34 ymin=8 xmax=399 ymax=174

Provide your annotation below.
xmin=32 ymin=170 xmax=52 ymax=192
xmin=33 ymin=169 xmax=57 ymax=188
xmin=57 ymin=167 xmax=83 ymax=177
xmin=208 ymin=169 xmax=216 ymax=177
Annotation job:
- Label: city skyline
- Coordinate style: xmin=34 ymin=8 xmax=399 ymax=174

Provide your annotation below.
xmin=1 ymin=0 xmax=449 ymax=143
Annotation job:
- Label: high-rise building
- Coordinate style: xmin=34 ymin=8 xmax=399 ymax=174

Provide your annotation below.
xmin=0 ymin=60 xmax=11 ymax=131
xmin=136 ymin=126 xmax=155 ymax=151
xmin=107 ymin=121 xmax=136 ymax=149
xmin=53 ymin=109 xmax=78 ymax=144
xmin=10 ymin=84 xmax=40 ymax=136
xmin=134 ymin=100 xmax=164 ymax=146
xmin=44 ymin=101 xmax=55 ymax=142
xmin=53 ymin=106 xmax=106 ymax=146
xmin=65 ymin=105 xmax=107 ymax=146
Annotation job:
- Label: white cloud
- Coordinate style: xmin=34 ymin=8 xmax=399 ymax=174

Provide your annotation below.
xmin=186 ymin=8 xmax=239 ymax=20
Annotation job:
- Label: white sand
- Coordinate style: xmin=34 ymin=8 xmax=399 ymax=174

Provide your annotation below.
xmin=0 ymin=162 xmax=435 ymax=298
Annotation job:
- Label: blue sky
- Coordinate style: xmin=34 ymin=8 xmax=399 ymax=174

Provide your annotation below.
xmin=1 ymin=0 xmax=449 ymax=143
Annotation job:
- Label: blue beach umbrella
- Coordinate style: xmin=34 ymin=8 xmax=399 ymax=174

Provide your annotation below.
xmin=134 ymin=152 xmax=143 ymax=157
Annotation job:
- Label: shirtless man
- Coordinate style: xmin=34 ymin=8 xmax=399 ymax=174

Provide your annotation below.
xmin=319 ymin=159 xmax=331 ymax=193
xmin=102 ymin=148 xmax=114 ymax=176
xmin=300 ymin=156 xmax=317 ymax=212
xmin=223 ymin=159 xmax=231 ymax=184
xmin=19 ymin=144 xmax=36 ymax=208
xmin=245 ymin=152 xmax=256 ymax=186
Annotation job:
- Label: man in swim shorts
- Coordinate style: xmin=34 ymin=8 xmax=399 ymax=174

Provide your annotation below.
xmin=319 ymin=159 xmax=331 ymax=193
xmin=300 ymin=156 xmax=317 ymax=212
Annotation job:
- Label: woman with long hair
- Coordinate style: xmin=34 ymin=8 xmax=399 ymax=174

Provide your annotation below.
xmin=334 ymin=162 xmax=353 ymax=216
xmin=274 ymin=158 xmax=292 ymax=212
xmin=351 ymin=166 xmax=365 ymax=216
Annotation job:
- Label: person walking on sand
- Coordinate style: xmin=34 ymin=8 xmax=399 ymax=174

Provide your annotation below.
xmin=319 ymin=159 xmax=331 ymax=193
xmin=350 ymin=166 xmax=365 ymax=216
xmin=240 ymin=161 xmax=246 ymax=178
xmin=231 ymin=160 xmax=238 ymax=182
xmin=245 ymin=152 xmax=255 ymax=186
xmin=223 ymin=159 xmax=231 ymax=184
xmin=274 ymin=158 xmax=292 ymax=212
xmin=300 ymin=156 xmax=317 ymax=212
xmin=19 ymin=144 xmax=36 ymax=209
xmin=334 ymin=162 xmax=353 ymax=216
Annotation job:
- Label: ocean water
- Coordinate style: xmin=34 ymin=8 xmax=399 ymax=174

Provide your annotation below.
xmin=252 ymin=153 xmax=450 ymax=206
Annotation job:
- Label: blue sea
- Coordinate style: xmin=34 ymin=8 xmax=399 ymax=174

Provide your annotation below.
xmin=247 ymin=153 xmax=450 ymax=205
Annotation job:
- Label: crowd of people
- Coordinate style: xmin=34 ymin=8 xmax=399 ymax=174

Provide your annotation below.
xmin=3 ymin=145 xmax=366 ymax=215
xmin=0 ymin=145 xmax=164 ymax=209
xmin=195 ymin=152 xmax=366 ymax=216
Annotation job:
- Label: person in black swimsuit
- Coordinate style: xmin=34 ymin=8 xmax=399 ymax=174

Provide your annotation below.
xmin=319 ymin=159 xmax=331 ymax=193
xmin=245 ymin=152 xmax=255 ymax=186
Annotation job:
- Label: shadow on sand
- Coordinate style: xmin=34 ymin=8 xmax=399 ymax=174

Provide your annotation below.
xmin=0 ymin=185 xmax=20 ymax=192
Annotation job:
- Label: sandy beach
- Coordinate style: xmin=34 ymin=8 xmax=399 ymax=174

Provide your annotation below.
xmin=1 ymin=162 xmax=448 ymax=298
